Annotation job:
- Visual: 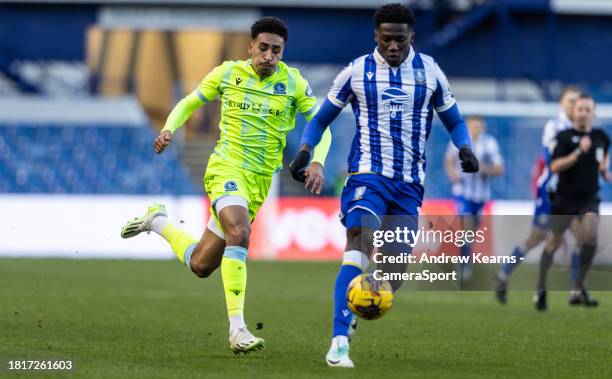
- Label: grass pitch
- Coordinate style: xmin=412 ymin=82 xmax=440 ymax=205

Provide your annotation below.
xmin=1 ymin=259 xmax=611 ymax=378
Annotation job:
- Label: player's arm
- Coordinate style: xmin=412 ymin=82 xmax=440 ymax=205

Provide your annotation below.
xmin=154 ymin=92 xmax=205 ymax=153
xmin=290 ymin=64 xmax=352 ymax=183
xmin=154 ymin=63 xmax=226 ymax=154
xmin=432 ymin=63 xmax=478 ymax=173
xmin=294 ymin=77 xmax=333 ymax=194
xmin=550 ymin=133 xmax=589 ymax=173
xmin=444 ymin=143 xmax=460 ymax=183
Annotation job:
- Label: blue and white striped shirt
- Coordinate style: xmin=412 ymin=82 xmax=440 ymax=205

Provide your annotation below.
xmin=446 ymin=133 xmax=503 ymax=203
xmin=536 ymin=111 xmax=573 ymax=191
xmin=327 ymin=47 xmax=456 ymax=184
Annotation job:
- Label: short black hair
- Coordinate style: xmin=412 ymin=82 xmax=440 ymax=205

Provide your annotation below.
xmin=374 ymin=3 xmax=415 ymax=28
xmin=577 ymin=93 xmax=594 ymax=102
xmin=251 ymin=16 xmax=288 ymax=42
xmin=560 ymin=84 xmax=581 ymax=101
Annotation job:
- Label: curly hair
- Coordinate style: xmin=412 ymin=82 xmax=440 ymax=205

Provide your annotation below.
xmin=374 ymin=3 xmax=415 ymax=27
xmin=251 ymin=16 xmax=289 ymax=41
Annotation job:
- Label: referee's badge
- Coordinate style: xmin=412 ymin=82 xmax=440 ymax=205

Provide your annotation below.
xmin=414 ymin=69 xmax=426 ymax=84
xmin=274 ymin=82 xmax=287 ymax=94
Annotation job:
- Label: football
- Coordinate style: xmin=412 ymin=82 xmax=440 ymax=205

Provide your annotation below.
xmin=346 ymin=273 xmax=394 ymax=320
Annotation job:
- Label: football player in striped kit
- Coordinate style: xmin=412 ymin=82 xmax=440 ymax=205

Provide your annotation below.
xmin=445 ymin=115 xmax=504 ymax=282
xmin=290 ymin=3 xmax=479 ymax=368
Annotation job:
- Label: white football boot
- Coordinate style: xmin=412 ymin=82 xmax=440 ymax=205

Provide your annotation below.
xmin=229 ymin=327 xmax=265 ymax=354
xmin=325 ymin=338 xmax=354 ymax=368
xmin=121 ymin=203 xmax=167 ymax=238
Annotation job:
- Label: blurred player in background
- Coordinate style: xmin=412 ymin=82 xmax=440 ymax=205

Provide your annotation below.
xmin=445 ymin=115 xmax=503 ymax=282
xmin=495 ymin=85 xmax=581 ymax=304
xmin=534 ymin=94 xmax=611 ymax=311
xmin=290 ymin=3 xmax=479 ymax=368
xmin=120 ymin=17 xmax=332 ymax=353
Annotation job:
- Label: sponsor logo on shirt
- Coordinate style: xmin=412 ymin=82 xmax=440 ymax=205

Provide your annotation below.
xmin=380 ymin=87 xmax=413 ymax=117
xmin=227 ymin=100 xmax=285 ymax=117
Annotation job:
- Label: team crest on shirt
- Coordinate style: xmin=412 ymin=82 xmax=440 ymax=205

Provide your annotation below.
xmin=273 ymin=82 xmax=287 ymax=94
xmin=414 ymin=69 xmax=426 ymax=84
xmin=224 ymin=181 xmax=238 ymax=191
xmin=380 ymin=87 xmax=413 ymax=117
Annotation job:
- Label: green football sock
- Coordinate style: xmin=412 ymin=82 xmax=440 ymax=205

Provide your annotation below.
xmin=161 ymin=223 xmax=197 ymax=264
xmin=221 ymin=246 xmax=248 ymax=327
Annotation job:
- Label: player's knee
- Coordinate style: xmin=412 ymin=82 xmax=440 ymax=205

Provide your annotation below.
xmin=582 ymin=229 xmax=597 ymax=245
xmin=190 ymin=259 xmax=218 ymax=278
xmin=224 ymin=223 xmax=251 ymax=247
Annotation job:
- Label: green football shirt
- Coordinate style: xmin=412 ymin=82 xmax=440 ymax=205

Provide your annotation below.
xmin=196 ymin=60 xmax=318 ymax=176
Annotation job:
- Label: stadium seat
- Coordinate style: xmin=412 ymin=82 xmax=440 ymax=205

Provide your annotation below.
xmin=0 ymin=124 xmax=198 ymax=194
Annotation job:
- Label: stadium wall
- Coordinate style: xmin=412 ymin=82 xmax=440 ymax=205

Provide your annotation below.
xmin=3 ymin=195 xmax=612 ymax=265
xmin=3 ymin=3 xmax=612 ymax=87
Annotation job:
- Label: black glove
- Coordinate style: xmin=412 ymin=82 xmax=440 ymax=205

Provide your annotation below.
xmin=289 ymin=150 xmax=310 ymax=182
xmin=459 ymin=146 xmax=479 ymax=173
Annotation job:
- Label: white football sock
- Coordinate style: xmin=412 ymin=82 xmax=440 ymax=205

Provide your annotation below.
xmin=150 ymin=215 xmax=169 ymax=236
xmin=229 ymin=314 xmax=246 ymax=332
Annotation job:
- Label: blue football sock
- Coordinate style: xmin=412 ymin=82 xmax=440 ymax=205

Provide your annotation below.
xmin=332 ymin=264 xmax=362 ymax=337
xmin=570 ymin=250 xmax=580 ymax=283
xmin=500 ymin=246 xmax=525 ymax=278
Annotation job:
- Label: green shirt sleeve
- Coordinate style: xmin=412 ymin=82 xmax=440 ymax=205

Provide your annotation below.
xmin=312 ymin=127 xmax=332 ymax=165
xmin=295 ymin=74 xmax=318 ymax=121
xmin=196 ymin=62 xmax=229 ymax=102
xmin=161 ymin=91 xmax=205 ymax=134
xmin=162 ymin=62 xmax=231 ymax=134
xmin=294 ymin=72 xmax=331 ymax=165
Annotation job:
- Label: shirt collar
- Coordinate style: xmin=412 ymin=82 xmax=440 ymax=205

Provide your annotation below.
xmin=373 ymin=46 xmax=415 ymax=68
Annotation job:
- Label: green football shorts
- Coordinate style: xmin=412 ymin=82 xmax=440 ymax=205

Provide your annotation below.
xmin=203 ymin=153 xmax=273 ymax=227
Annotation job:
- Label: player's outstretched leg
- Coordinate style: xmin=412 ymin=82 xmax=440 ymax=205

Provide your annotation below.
xmin=121 ymin=203 xmax=198 ymax=266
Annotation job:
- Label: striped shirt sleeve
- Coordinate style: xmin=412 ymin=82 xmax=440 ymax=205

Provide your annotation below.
xmin=326 ymin=63 xmax=353 ymax=108
xmin=432 ymin=62 xmax=456 ymax=113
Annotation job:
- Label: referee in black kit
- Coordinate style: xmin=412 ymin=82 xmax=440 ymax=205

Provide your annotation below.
xmin=534 ymin=94 xmax=611 ymax=311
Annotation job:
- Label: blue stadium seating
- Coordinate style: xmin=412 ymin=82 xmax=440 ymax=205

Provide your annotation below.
xmin=0 ymin=124 xmax=198 ymax=194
